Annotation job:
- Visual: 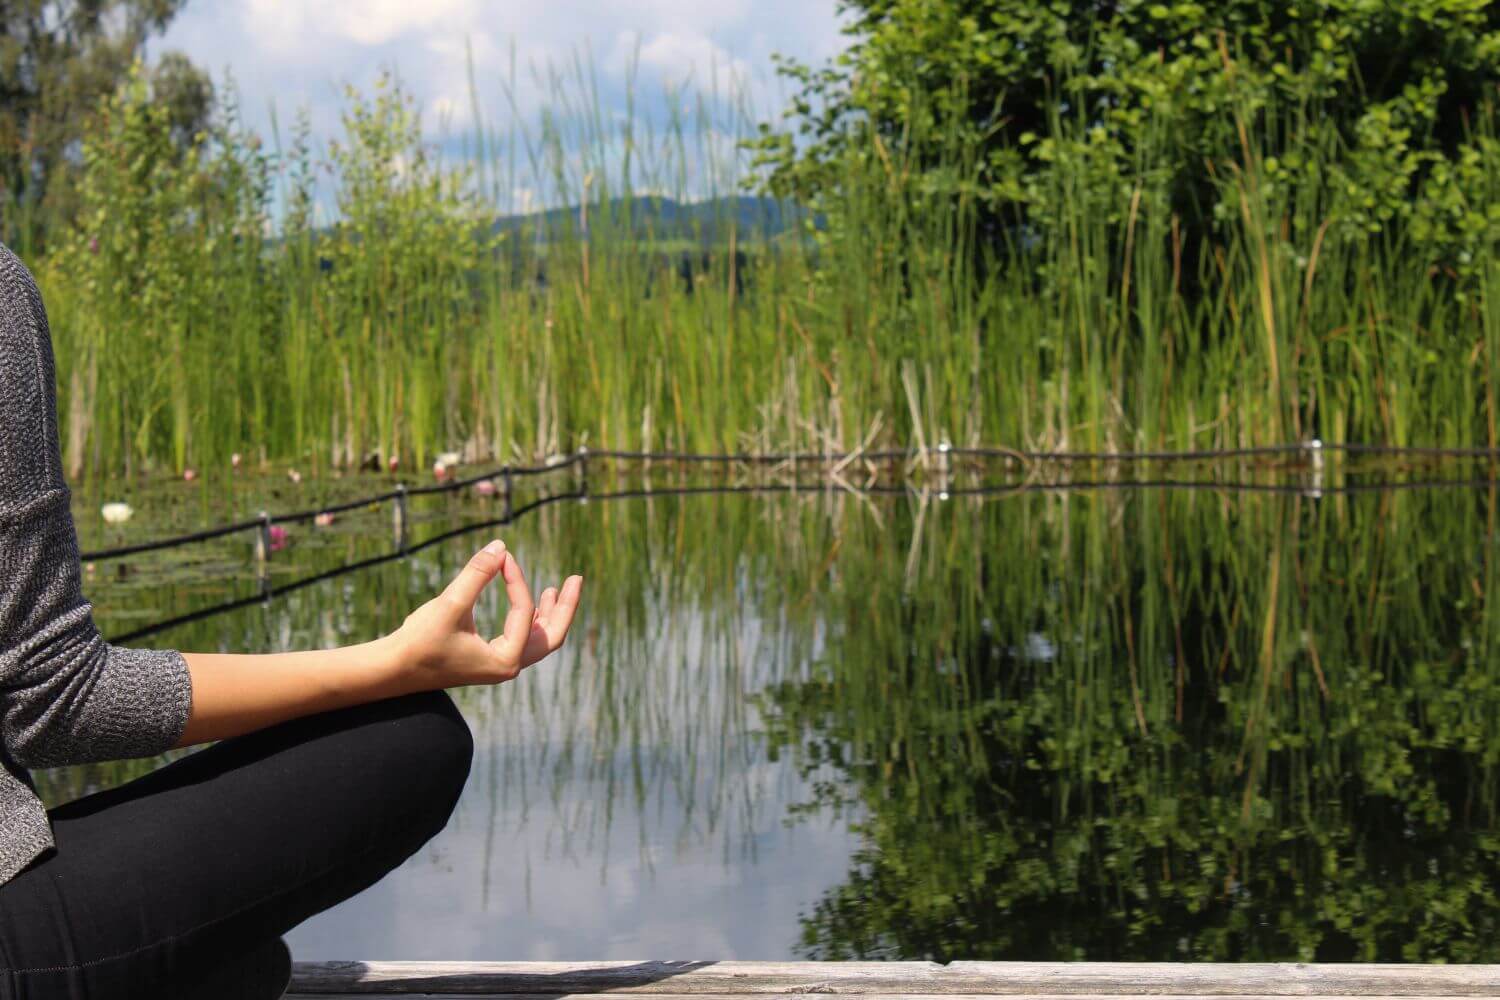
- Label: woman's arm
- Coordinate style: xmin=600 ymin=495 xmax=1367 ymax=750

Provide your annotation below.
xmin=1 ymin=243 xmax=195 ymax=768
xmin=0 ymin=239 xmax=583 ymax=763
xmin=176 ymin=540 xmax=583 ymax=747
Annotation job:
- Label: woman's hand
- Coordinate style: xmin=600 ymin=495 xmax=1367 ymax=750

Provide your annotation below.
xmin=389 ymin=539 xmax=584 ymax=693
xmin=175 ymin=539 xmax=582 ymax=748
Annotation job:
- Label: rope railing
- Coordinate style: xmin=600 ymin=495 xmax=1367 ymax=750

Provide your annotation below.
xmin=106 ymin=470 xmax=1500 ymax=644
xmin=78 ymin=439 xmax=1500 ymax=564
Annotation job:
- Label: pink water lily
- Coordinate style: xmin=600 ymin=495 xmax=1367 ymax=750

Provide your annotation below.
xmin=474 ymin=479 xmax=497 ymax=497
xmin=314 ymin=512 xmax=335 ymax=528
xmin=268 ymin=525 xmax=288 ymax=552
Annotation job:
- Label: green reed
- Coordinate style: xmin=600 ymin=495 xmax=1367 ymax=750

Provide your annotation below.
xmin=26 ymin=49 xmax=1500 ymax=484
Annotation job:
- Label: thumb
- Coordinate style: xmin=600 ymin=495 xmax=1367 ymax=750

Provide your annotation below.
xmin=444 ymin=539 xmax=505 ymax=611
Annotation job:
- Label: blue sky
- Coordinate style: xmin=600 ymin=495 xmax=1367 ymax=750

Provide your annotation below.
xmin=146 ymin=1 xmax=852 ymax=214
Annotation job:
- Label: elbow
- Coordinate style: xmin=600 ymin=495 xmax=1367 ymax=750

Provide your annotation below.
xmin=3 ymin=612 xmax=191 ymax=768
xmin=2 ymin=632 xmax=105 ymax=767
xmin=2 ymin=630 xmax=111 ymax=769
xmin=6 ymin=722 xmax=62 ymax=770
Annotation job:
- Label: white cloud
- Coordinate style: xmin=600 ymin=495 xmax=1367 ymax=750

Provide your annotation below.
xmin=327 ymin=0 xmax=482 ymax=46
xmin=146 ymin=0 xmax=853 ymax=210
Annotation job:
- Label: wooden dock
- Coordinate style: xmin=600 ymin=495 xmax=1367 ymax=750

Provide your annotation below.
xmin=285 ymin=961 xmax=1500 ymax=999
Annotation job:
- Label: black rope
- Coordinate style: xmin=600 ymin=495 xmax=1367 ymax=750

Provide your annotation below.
xmin=107 ymin=491 xmax=575 ymax=643
xmin=83 ymin=516 xmax=265 ymax=560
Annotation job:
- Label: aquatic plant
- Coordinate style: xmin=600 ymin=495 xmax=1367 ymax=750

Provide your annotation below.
xmin=31 ymin=49 xmax=1500 ymax=483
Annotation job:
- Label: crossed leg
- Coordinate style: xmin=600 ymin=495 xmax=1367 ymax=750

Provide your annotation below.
xmin=0 ymin=689 xmax=474 ymax=999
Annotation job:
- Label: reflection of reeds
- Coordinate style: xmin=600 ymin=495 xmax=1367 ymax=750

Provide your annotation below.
xmin=35 ymin=472 xmax=1500 ymax=958
xmin=757 ymin=481 xmax=1500 ymax=961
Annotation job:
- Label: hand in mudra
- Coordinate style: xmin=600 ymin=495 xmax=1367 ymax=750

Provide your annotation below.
xmin=392 ymin=539 xmax=584 ymax=690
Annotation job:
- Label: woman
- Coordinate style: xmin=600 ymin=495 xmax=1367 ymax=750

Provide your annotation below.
xmin=0 ymin=240 xmax=584 ymax=998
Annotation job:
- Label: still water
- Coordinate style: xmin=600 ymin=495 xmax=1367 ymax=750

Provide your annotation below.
xmin=35 ymin=468 xmax=1500 ymax=962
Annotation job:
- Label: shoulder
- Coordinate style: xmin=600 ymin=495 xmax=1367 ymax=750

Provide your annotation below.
xmin=0 ymin=241 xmax=46 ymax=336
xmin=0 ymin=241 xmax=42 ymax=313
xmin=0 ymin=240 xmax=39 ymax=293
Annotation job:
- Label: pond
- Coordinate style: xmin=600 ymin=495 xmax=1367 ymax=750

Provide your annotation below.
xmin=36 ymin=463 xmax=1500 ymax=962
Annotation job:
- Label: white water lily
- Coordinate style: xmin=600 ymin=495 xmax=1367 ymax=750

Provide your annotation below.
xmin=100 ymin=502 xmax=133 ymax=525
xmin=436 ymin=451 xmax=461 ymax=468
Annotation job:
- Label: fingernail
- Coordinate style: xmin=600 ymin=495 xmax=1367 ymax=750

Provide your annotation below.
xmin=483 ymin=539 xmax=505 ymax=556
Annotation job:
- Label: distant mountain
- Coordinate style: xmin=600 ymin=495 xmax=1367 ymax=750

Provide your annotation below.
xmin=488 ymin=195 xmax=812 ymax=243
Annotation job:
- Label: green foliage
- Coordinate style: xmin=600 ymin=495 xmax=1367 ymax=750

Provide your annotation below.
xmin=50 ymin=59 xmax=268 ymax=477
xmin=758 ymin=482 xmax=1500 ymax=961
xmin=754 ymin=0 xmax=1500 ymax=266
xmin=29 ymin=39 xmax=1500 ymax=479
xmin=0 ymin=0 xmax=210 ymax=251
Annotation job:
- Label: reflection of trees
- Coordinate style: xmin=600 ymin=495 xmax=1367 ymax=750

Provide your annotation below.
xmin=40 ymin=479 xmax=1500 ymax=961
xmin=763 ymin=486 xmax=1500 ymax=962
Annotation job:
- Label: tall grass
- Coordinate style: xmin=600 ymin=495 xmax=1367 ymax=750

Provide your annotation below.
xmin=28 ymin=52 xmax=1500 ymax=482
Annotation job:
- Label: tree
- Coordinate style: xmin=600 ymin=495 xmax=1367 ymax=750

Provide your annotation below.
xmin=754 ymin=1 xmax=1500 ymax=267
xmin=0 ymin=0 xmax=211 ymax=249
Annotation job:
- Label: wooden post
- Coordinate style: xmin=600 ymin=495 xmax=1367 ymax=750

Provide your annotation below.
xmin=393 ymin=484 xmax=408 ymax=551
xmin=502 ymin=467 xmax=513 ymax=521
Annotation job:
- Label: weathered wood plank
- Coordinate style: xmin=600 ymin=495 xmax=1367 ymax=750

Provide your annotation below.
xmin=283 ymin=995 xmax=1500 ymax=1000
xmin=946 ymin=965 xmax=1500 ymax=996
xmin=289 ymin=961 xmax=950 ymax=995
xmin=285 ymin=963 xmax=1500 ymax=997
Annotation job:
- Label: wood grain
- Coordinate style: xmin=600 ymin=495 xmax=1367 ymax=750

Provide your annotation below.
xmin=285 ymin=962 xmax=1500 ymax=997
xmin=947 ymin=964 xmax=1500 ymax=996
xmin=285 ymin=996 xmax=1500 ymax=1000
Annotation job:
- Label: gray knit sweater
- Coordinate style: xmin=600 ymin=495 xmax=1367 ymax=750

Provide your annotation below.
xmin=0 ymin=240 xmax=194 ymax=886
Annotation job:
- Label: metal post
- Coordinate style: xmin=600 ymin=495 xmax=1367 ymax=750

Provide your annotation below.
xmin=502 ymin=466 xmax=514 ymax=521
xmin=938 ymin=440 xmax=952 ymax=499
xmin=255 ymin=510 xmax=272 ymax=565
xmin=1302 ymin=438 xmax=1324 ymax=499
xmin=255 ymin=510 xmax=272 ymax=600
xmin=393 ymin=483 xmax=409 ymax=551
xmin=577 ymin=445 xmax=589 ymax=501
xmin=790 ymin=450 xmax=798 ymax=494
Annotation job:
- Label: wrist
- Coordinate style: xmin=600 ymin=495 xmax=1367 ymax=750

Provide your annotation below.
xmin=368 ymin=632 xmax=417 ymax=696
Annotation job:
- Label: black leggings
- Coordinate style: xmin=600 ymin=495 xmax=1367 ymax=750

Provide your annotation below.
xmin=0 ymin=689 xmax=475 ymax=999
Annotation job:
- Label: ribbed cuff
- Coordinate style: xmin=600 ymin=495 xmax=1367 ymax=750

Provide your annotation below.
xmin=0 ymin=789 xmax=54 ymax=885
xmin=102 ymin=644 xmax=195 ymax=759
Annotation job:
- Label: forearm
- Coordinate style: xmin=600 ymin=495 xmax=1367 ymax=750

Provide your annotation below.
xmin=174 ymin=636 xmax=413 ymax=748
xmin=170 ymin=540 xmax=582 ymax=749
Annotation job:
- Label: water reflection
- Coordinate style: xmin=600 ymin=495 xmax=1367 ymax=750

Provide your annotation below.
xmin=37 ymin=473 xmax=1500 ymax=960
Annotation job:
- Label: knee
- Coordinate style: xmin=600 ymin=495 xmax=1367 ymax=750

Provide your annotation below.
xmin=366 ymin=689 xmax=474 ymax=841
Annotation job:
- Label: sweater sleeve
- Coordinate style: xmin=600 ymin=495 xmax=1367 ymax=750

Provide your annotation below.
xmin=0 ymin=242 xmax=194 ymax=768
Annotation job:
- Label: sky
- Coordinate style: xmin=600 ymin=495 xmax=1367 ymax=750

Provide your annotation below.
xmin=145 ymin=1 xmax=853 ymax=214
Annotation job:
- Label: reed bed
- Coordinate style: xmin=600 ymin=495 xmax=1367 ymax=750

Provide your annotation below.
xmin=23 ymin=53 xmax=1500 ymax=484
